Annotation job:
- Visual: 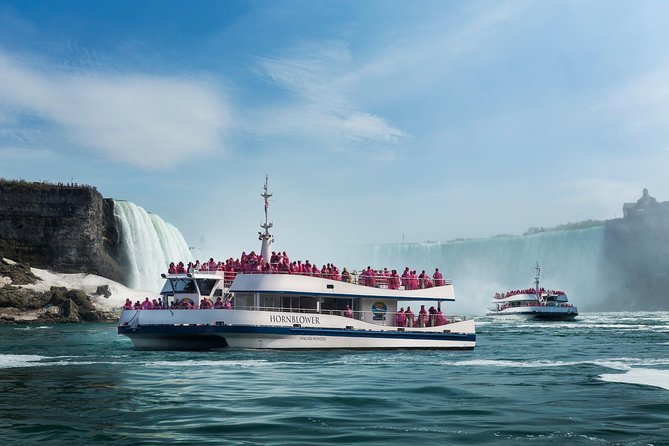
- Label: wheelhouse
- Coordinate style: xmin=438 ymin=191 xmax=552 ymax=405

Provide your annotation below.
xmin=159 ymin=272 xmax=227 ymax=307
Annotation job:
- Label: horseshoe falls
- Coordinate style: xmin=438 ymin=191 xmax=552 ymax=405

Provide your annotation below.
xmin=113 ymin=200 xmax=192 ymax=290
xmin=337 ymin=226 xmax=608 ymax=314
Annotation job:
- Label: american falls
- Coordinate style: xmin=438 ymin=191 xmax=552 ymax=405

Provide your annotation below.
xmin=113 ymin=200 xmax=192 ymax=290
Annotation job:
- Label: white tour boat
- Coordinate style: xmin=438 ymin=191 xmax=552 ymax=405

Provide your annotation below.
xmin=117 ymin=178 xmax=476 ymax=350
xmin=487 ymin=263 xmax=578 ymax=320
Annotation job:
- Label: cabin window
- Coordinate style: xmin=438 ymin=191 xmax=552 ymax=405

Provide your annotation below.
xmin=260 ymin=294 xmax=282 ymax=310
xmin=321 ymin=298 xmax=353 ymax=315
xmin=170 ymin=279 xmax=196 ymax=293
xmin=277 ymin=295 xmax=318 ymax=312
xmin=196 ymin=279 xmax=217 ymax=296
xmin=300 ymin=296 xmax=318 ymax=312
xmin=282 ymin=296 xmax=300 ymax=312
xmin=234 ymin=293 xmax=253 ymax=309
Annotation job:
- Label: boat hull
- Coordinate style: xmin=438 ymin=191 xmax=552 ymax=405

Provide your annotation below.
xmin=117 ymin=309 xmax=476 ymax=350
xmin=487 ymin=308 xmax=578 ymax=321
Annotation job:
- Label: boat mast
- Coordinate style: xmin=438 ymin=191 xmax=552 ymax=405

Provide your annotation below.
xmin=534 ymin=262 xmax=542 ymax=303
xmin=259 ymin=175 xmax=274 ymax=261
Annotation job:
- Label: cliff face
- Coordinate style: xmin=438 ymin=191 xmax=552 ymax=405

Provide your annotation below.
xmin=0 ymin=180 xmax=124 ymax=283
xmin=600 ymin=206 xmax=669 ymax=310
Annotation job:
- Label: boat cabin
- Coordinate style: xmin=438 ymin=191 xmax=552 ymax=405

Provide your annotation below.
xmin=159 ymin=271 xmax=227 ymax=307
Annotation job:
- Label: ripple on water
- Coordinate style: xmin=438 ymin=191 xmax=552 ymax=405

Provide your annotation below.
xmin=0 ymin=316 xmax=668 ymax=445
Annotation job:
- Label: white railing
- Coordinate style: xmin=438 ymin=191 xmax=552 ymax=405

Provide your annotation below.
xmin=168 ymin=266 xmax=452 ymax=289
xmin=219 ymin=270 xmax=452 ymax=290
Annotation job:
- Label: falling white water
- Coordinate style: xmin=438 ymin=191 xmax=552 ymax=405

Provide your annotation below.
xmin=333 ymin=226 xmax=607 ymax=313
xmin=113 ymin=200 xmax=192 ymax=290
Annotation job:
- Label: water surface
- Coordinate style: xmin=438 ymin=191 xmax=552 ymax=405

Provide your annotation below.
xmin=1 ymin=312 xmax=668 ymax=445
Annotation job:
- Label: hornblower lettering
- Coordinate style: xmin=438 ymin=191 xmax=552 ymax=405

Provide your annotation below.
xmin=269 ymin=315 xmax=321 ymax=324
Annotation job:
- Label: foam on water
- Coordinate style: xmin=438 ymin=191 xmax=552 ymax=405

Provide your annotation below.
xmin=144 ymin=359 xmax=289 ymax=368
xmin=599 ymin=368 xmax=669 ymax=391
xmin=0 ymin=354 xmax=48 ymax=369
xmin=0 ymin=354 xmax=131 ymax=369
xmin=439 ymin=357 xmax=669 ymax=370
xmin=13 ymin=325 xmax=52 ymax=331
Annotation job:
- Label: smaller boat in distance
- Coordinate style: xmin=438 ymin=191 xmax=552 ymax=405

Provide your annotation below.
xmin=487 ymin=263 xmax=578 ymax=320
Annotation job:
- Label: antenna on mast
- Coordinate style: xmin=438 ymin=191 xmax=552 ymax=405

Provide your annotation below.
xmin=534 ymin=261 xmax=541 ymax=301
xmin=259 ymin=175 xmax=274 ymax=260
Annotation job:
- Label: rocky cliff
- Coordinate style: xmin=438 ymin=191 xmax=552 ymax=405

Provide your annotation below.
xmin=0 ymin=179 xmax=124 ymax=283
xmin=598 ymin=195 xmax=669 ymax=310
xmin=0 ymin=258 xmax=118 ymax=324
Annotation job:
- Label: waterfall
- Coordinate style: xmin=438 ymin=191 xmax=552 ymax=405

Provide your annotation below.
xmin=113 ymin=200 xmax=192 ymax=290
xmin=334 ymin=226 xmax=607 ymax=313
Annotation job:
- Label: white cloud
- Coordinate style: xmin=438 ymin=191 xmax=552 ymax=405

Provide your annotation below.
xmin=559 ymin=178 xmax=642 ymax=216
xmin=250 ymin=42 xmax=408 ymax=156
xmin=0 ymin=52 xmax=233 ymax=169
xmin=594 ymin=63 xmax=669 ymax=140
xmin=343 ymin=0 xmax=531 ymax=100
xmin=244 ymin=1 xmax=532 ymax=158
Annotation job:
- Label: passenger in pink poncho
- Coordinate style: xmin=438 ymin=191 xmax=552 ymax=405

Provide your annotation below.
xmin=405 ymin=306 xmax=415 ymax=327
xmin=395 ymin=307 xmax=407 ymax=327
xmin=435 ymin=309 xmax=447 ymax=326
xmin=401 ymin=267 xmax=410 ymax=289
xmin=418 ymin=305 xmax=428 ymax=327
xmin=388 ymin=270 xmax=400 ymax=290
xmin=433 ymin=268 xmax=444 ymax=286
xmin=364 ymin=266 xmax=376 ymax=287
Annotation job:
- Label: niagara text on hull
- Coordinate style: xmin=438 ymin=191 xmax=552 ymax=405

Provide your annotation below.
xmin=117 ymin=177 xmax=475 ymax=350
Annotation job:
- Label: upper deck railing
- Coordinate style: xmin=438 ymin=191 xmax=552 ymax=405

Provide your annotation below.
xmin=181 ymin=269 xmax=453 ymax=290
xmin=224 ymin=271 xmax=453 ymax=290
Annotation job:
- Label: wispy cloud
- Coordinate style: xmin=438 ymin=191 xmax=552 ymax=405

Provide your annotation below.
xmin=245 ymin=1 xmax=531 ymax=158
xmin=0 ymin=52 xmax=233 ymax=169
xmin=596 ymin=63 xmax=669 ymax=140
xmin=343 ymin=0 xmax=531 ymax=100
xmin=559 ymin=178 xmax=642 ymax=217
xmin=249 ymin=42 xmax=408 ymax=157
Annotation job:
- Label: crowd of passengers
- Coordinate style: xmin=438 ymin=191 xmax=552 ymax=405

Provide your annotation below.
xmin=166 ymin=250 xmax=446 ymax=290
xmin=494 ymin=287 xmax=566 ymax=299
xmin=122 ymin=296 xmax=234 ymax=310
xmin=342 ymin=304 xmax=450 ymax=326
xmin=395 ymin=305 xmax=449 ymax=327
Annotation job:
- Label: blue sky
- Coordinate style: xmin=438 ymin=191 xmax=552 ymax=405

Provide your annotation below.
xmin=1 ymin=0 xmax=668 ymax=260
